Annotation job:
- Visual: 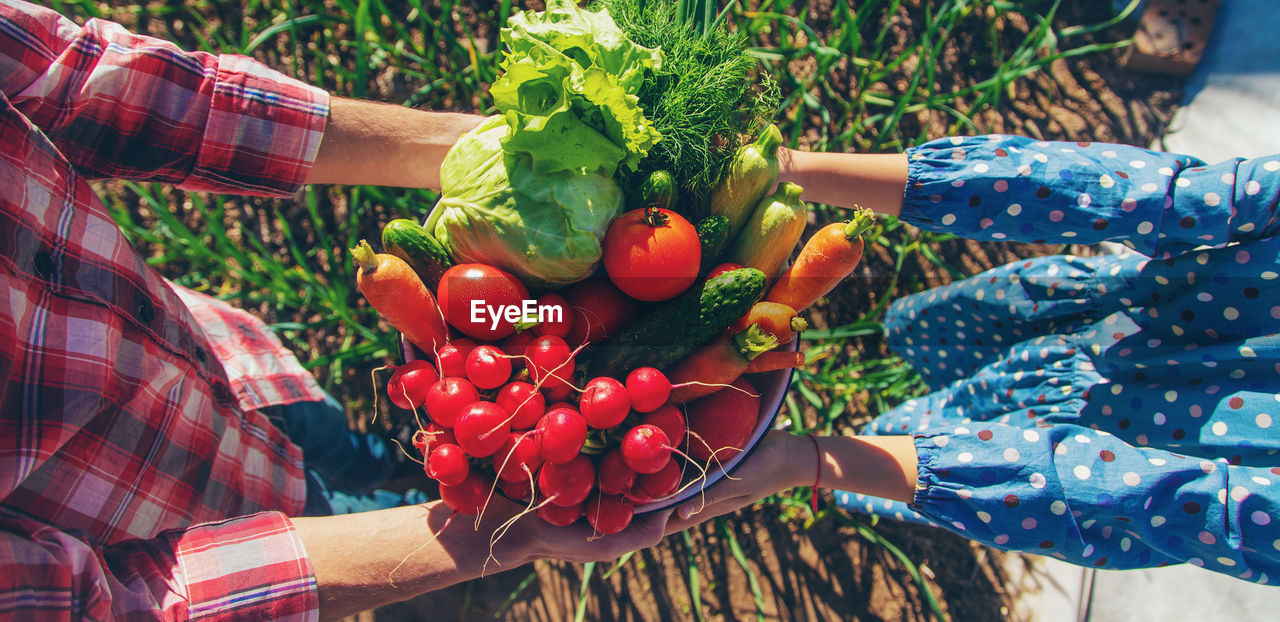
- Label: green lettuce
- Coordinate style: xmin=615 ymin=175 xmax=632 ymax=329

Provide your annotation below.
xmin=429 ymin=0 xmax=663 ymax=288
xmin=491 ymin=0 xmax=663 ymax=176
xmin=428 ymin=116 xmax=623 ymax=289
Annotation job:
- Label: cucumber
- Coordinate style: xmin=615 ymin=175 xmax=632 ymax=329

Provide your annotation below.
xmin=628 ymin=169 xmax=677 ymax=212
xmin=708 ymin=124 xmax=782 ymax=244
xmin=575 ymin=267 xmax=766 ymax=380
xmin=380 ymin=218 xmax=453 ymax=289
xmin=695 ymin=214 xmax=730 ymax=273
xmin=726 ymin=182 xmax=808 ymax=281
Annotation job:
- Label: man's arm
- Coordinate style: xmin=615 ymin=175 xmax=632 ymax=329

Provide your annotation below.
xmin=292 ymin=501 xmax=672 ymax=621
xmin=306 ymin=98 xmax=485 ymax=189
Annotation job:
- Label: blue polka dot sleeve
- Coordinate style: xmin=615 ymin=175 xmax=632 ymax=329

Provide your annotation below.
xmin=869 ymin=135 xmax=1280 ymax=582
xmin=913 ymin=423 xmax=1280 ymax=579
xmin=901 ymin=135 xmax=1280 ymax=257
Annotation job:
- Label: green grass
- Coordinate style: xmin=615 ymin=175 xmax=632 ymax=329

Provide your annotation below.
xmin=67 ymin=0 xmax=1142 ymax=618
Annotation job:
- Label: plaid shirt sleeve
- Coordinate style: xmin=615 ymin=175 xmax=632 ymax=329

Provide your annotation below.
xmin=1 ymin=509 xmax=317 ymax=621
xmin=0 ymin=0 xmax=329 ymax=197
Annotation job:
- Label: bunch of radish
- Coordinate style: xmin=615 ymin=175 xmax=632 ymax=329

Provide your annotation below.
xmin=392 ymin=327 xmax=756 ymax=535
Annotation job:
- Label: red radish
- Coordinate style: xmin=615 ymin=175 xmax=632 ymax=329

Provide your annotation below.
xmin=437 ymin=263 xmax=530 ymax=341
xmin=586 ymin=493 xmax=634 ymax=535
xmin=453 ymin=401 xmax=511 ymax=458
xmin=620 ymin=424 xmax=672 ymax=474
xmin=685 ymin=377 xmax=760 ymax=462
xmin=500 ymin=476 xmax=533 ymax=501
xmin=495 ymin=381 xmax=546 ymax=429
xmin=426 ymin=443 xmax=470 ymax=486
xmin=538 ymin=454 xmax=595 ymax=507
xmin=501 ymin=330 xmax=537 ymax=372
xmin=707 ymin=262 xmax=745 ymax=279
xmin=494 ymin=433 xmax=544 ymax=483
xmin=465 ymin=345 xmax=512 ymax=389
xmin=528 ymin=335 xmax=575 ymax=394
xmin=387 ymin=359 xmax=439 ymax=410
xmin=596 ymin=449 xmax=638 ymax=495
xmin=536 ymin=407 xmax=588 ymax=464
xmin=537 ymin=500 xmax=583 ymax=527
xmin=641 ymin=404 xmax=686 ymax=447
xmin=413 ymin=423 xmax=456 ymax=456
xmin=578 ymin=376 xmax=631 ymax=429
xmin=547 ymin=401 xmax=576 ymax=411
xmin=434 ymin=339 xmax=476 ymax=378
xmin=603 ymin=206 xmax=701 ymax=301
xmin=439 ymin=471 xmax=491 ymax=515
xmin=543 ymin=382 xmax=572 ymax=402
xmin=562 ymin=277 xmax=638 ymax=347
xmin=532 ymin=293 xmax=574 ymax=339
xmin=423 ymin=377 xmax=480 ymax=428
xmin=625 ymin=367 xmax=670 ymax=412
xmin=633 ymin=459 xmax=681 ymax=501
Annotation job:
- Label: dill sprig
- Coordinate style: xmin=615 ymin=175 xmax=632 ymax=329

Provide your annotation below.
xmin=599 ymin=0 xmax=780 ymax=218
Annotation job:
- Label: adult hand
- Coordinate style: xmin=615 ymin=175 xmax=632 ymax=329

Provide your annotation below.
xmin=294 ymin=493 xmax=675 ymax=621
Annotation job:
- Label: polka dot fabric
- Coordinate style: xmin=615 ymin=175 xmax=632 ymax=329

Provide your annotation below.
xmin=836 ymin=136 xmax=1280 ymax=584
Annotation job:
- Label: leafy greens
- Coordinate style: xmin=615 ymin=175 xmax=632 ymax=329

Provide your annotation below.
xmin=429 ymin=0 xmax=662 ymax=288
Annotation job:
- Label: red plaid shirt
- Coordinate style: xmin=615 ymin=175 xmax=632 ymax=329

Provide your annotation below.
xmin=1 ymin=1 xmax=331 ymax=618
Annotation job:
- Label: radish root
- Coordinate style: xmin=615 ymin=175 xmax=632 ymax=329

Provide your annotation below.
xmin=388 ymin=511 xmax=455 ymax=587
xmin=670 ymin=380 xmax=761 ymax=398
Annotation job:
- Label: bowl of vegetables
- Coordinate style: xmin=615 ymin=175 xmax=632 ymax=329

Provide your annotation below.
xmin=390 ymin=260 xmax=807 ymax=529
xmin=358 ymin=0 xmax=873 ymax=535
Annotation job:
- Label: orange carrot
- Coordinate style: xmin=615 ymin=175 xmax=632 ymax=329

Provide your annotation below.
xmin=730 ymin=301 xmax=808 ymax=344
xmin=666 ymin=325 xmax=777 ymax=405
xmin=765 ymin=206 xmax=876 ymax=312
xmin=744 ymin=349 xmax=805 ymax=374
xmin=351 ymin=239 xmax=449 ymax=354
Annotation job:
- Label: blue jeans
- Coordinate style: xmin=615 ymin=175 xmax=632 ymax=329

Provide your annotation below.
xmin=260 ymin=395 xmax=427 ymax=515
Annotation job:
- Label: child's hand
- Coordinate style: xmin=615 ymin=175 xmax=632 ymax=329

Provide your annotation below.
xmin=664 ymin=431 xmax=814 ymax=534
xmin=522 ymin=507 xmax=675 ymax=564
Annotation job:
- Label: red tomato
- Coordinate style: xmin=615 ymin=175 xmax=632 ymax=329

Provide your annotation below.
xmin=562 ymin=277 xmax=638 ymax=347
xmin=602 ymin=207 xmax=700 ymax=302
xmin=437 ymin=264 xmax=530 ymax=341
xmin=707 ymin=262 xmax=745 ymax=280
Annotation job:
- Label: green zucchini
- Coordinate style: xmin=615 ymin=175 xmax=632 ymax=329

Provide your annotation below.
xmin=695 ymin=214 xmax=730 ymax=273
xmin=708 ymin=124 xmax=782 ymax=244
xmin=575 ymin=267 xmax=766 ymax=380
xmin=380 ymin=218 xmax=453 ymax=289
xmin=726 ymin=182 xmax=808 ymax=281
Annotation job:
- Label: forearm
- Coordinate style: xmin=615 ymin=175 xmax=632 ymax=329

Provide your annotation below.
xmin=291 ymin=498 xmax=672 ymax=620
xmin=777 ymin=148 xmax=909 ymax=216
xmin=813 ymin=434 xmax=918 ymax=504
xmin=307 ymin=97 xmax=486 ymax=189
xmin=291 ymin=501 xmax=536 ymax=621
